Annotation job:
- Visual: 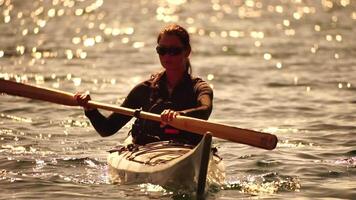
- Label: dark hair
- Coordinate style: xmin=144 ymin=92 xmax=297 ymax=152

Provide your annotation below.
xmin=157 ymin=24 xmax=192 ymax=75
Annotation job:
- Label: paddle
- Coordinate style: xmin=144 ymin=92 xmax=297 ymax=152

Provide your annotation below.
xmin=0 ymin=79 xmax=278 ymax=150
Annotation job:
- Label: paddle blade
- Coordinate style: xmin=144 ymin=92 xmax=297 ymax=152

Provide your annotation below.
xmin=170 ymin=116 xmax=278 ymax=150
xmin=0 ymin=79 xmax=78 ymax=106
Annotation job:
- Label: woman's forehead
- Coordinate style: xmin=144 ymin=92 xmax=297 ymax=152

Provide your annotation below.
xmin=158 ymin=34 xmax=183 ymax=46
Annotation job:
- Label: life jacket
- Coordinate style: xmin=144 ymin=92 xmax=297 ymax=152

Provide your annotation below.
xmin=130 ymin=72 xmax=203 ymax=145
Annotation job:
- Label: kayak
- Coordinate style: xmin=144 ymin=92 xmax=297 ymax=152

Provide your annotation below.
xmin=107 ymin=134 xmax=225 ymax=194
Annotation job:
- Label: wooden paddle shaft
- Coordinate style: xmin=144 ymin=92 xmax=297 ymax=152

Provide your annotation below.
xmin=0 ymin=79 xmax=277 ymax=150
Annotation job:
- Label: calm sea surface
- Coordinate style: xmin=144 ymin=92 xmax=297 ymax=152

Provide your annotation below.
xmin=0 ymin=0 xmax=355 ymax=199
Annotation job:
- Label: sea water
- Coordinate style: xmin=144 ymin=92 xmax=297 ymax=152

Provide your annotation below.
xmin=0 ymin=0 xmax=355 ymax=199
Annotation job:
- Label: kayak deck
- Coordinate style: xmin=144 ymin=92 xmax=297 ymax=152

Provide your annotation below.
xmin=107 ymin=135 xmax=225 ymax=192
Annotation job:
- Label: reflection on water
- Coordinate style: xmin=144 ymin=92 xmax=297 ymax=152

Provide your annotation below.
xmin=1 ymin=0 xmax=356 ymax=199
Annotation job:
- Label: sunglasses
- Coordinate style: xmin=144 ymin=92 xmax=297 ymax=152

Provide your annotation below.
xmin=156 ymin=46 xmax=184 ymax=56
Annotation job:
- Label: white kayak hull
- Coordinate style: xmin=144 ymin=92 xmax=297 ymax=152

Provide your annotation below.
xmin=107 ymin=135 xmax=225 ymax=192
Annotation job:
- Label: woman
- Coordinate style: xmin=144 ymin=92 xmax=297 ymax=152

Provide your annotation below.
xmin=75 ymin=24 xmax=213 ymax=145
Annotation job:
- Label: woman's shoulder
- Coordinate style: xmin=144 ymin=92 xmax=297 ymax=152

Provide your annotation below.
xmin=128 ymin=71 xmax=164 ymax=92
xmin=190 ymin=75 xmax=210 ymax=87
xmin=190 ymin=75 xmax=213 ymax=96
xmin=190 ymin=75 xmax=203 ymax=83
xmin=124 ymin=75 xmax=156 ymax=104
xmin=146 ymin=70 xmax=165 ymax=87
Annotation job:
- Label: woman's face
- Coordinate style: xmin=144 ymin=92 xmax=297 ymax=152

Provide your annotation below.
xmin=157 ymin=34 xmax=190 ymax=73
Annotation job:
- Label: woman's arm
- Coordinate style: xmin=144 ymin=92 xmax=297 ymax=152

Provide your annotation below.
xmin=78 ymin=83 xmax=149 ymax=137
xmin=84 ymin=109 xmax=132 ymax=137
xmin=160 ymin=77 xmax=213 ymax=124
xmin=176 ymin=78 xmax=214 ymax=120
xmin=179 ymin=94 xmax=212 ymax=120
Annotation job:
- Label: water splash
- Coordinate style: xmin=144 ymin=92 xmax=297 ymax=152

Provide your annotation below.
xmin=223 ymin=172 xmax=301 ymax=195
xmin=334 ymin=157 xmax=356 ymax=168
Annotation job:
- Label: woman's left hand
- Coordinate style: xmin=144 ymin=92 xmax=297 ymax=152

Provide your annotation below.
xmin=160 ymin=109 xmax=180 ymax=127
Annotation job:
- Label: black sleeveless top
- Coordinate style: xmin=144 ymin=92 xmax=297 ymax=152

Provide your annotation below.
xmin=85 ymin=71 xmax=213 ymax=145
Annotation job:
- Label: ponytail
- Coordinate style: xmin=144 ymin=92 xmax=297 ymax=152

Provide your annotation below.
xmin=186 ymin=59 xmax=192 ymax=75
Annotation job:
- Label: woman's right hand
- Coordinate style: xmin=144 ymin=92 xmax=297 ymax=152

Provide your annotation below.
xmin=160 ymin=109 xmax=180 ymax=128
xmin=74 ymin=92 xmax=94 ymax=111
